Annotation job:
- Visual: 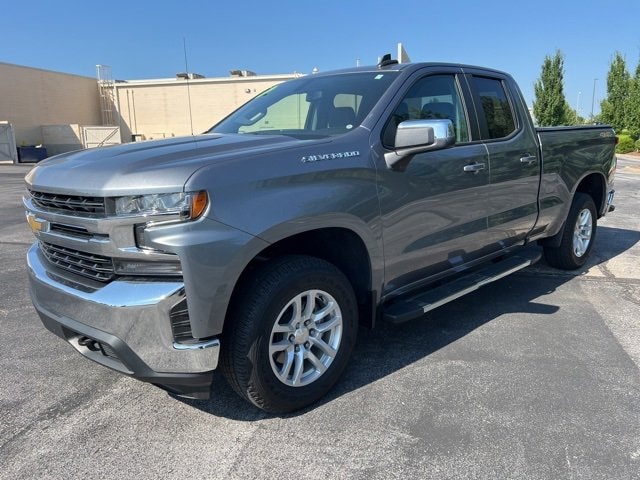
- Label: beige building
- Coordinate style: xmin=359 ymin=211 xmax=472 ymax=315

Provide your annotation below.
xmin=1 ymin=43 xmax=410 ymax=161
xmin=114 ymin=72 xmax=299 ymax=142
xmin=0 ymin=62 xmax=102 ymax=159
xmin=0 ymin=61 xmax=298 ymax=161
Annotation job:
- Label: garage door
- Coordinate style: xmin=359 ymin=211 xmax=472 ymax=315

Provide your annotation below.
xmin=0 ymin=122 xmax=18 ymax=162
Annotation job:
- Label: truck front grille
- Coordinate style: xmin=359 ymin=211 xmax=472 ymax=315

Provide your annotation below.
xmin=49 ymin=223 xmax=94 ymax=239
xmin=30 ymin=190 xmax=106 ymax=216
xmin=40 ymin=241 xmax=116 ymax=282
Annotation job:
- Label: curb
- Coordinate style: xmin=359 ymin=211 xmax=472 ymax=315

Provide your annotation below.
xmin=616 ymin=154 xmax=640 ymax=163
xmin=0 ymin=161 xmax=34 ymax=167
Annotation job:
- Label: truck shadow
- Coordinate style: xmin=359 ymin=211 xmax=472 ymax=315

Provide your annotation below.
xmin=173 ymin=268 xmax=567 ymax=420
xmin=582 ymin=225 xmax=640 ymax=267
xmin=173 ymin=226 xmax=640 ymax=419
xmin=534 ymin=226 xmax=640 ymax=274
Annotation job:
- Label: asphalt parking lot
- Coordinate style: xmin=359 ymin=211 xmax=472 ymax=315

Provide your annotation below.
xmin=1 ymin=156 xmax=639 ymax=479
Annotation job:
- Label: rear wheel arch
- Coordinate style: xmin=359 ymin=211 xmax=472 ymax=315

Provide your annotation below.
xmin=543 ymin=192 xmax=598 ymax=270
xmin=540 ymin=172 xmax=607 ymax=249
xmin=573 ymin=172 xmax=607 ymax=217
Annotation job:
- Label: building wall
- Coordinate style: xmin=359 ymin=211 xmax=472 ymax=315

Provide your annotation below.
xmin=114 ymin=75 xmax=298 ymax=141
xmin=0 ymin=62 xmax=102 ymax=147
xmin=0 ymin=62 xmax=298 ymax=152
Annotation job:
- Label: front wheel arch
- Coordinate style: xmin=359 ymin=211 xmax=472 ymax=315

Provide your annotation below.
xmin=220 ymin=255 xmax=358 ymax=413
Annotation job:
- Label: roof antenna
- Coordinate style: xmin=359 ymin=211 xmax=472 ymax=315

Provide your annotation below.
xmin=378 ymin=53 xmax=399 ymax=68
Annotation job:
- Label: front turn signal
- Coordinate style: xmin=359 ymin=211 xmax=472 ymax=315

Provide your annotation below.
xmin=191 ymin=191 xmax=208 ymax=220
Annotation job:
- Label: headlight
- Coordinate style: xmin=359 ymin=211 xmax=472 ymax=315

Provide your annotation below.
xmin=115 ymin=191 xmax=208 ymax=220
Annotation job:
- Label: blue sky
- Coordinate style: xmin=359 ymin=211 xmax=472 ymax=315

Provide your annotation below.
xmin=2 ymin=0 xmax=639 ymax=114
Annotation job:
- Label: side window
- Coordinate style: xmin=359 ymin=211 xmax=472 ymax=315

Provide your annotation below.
xmin=471 ymin=76 xmax=516 ymax=140
xmin=383 ymin=74 xmax=469 ymax=147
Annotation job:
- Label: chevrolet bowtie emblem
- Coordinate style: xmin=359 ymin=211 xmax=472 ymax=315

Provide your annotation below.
xmin=27 ymin=214 xmax=48 ymax=234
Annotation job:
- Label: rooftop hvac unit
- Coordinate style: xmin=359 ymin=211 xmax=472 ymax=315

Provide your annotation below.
xmin=229 ymin=70 xmax=257 ymax=77
xmin=176 ymin=72 xmax=205 ymax=79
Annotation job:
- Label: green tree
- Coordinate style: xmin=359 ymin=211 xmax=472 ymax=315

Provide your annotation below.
xmin=533 ymin=50 xmax=571 ymax=126
xmin=600 ymin=52 xmax=630 ymax=132
xmin=564 ymin=103 xmax=584 ymax=125
xmin=625 ymin=61 xmax=640 ymax=138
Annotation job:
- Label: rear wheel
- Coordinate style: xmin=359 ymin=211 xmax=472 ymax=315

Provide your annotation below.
xmin=544 ymin=192 xmax=597 ymax=270
xmin=221 ymin=255 xmax=358 ymax=413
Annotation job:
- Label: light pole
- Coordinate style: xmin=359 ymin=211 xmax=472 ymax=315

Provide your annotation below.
xmin=576 ymin=91 xmax=582 ymax=124
xmin=590 ymin=78 xmax=598 ymax=122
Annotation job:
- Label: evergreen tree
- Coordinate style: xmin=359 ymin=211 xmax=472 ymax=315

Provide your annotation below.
xmin=600 ymin=52 xmax=630 ymax=132
xmin=564 ymin=102 xmax=580 ymax=125
xmin=533 ymin=51 xmax=571 ymax=126
xmin=625 ymin=61 xmax=640 ymax=138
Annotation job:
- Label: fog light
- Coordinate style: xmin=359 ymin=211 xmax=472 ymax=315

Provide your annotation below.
xmin=113 ymin=259 xmax=182 ymax=276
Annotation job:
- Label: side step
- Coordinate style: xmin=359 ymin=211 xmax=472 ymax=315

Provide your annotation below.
xmin=383 ymin=249 xmax=542 ymax=324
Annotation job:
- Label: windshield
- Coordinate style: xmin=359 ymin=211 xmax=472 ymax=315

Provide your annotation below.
xmin=208 ymin=72 xmax=399 ymax=139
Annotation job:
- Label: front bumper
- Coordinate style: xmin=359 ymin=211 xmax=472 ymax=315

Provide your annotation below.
xmin=27 ymin=244 xmax=219 ymax=398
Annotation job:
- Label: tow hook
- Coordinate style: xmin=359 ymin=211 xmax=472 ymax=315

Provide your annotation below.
xmin=78 ymin=336 xmax=99 ymax=351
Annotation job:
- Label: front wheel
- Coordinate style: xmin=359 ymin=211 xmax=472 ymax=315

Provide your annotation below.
xmin=544 ymin=192 xmax=597 ymax=270
xmin=221 ymin=255 xmax=358 ymax=413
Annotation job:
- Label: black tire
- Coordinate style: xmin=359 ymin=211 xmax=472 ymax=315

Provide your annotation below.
xmin=221 ymin=255 xmax=358 ymax=413
xmin=544 ymin=192 xmax=597 ymax=270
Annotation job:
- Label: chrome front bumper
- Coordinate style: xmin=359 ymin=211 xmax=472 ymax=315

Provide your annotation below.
xmin=27 ymin=244 xmax=219 ymax=397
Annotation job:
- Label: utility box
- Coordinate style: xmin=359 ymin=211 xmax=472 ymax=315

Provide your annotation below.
xmin=17 ymin=146 xmax=48 ymax=163
xmin=42 ymin=124 xmax=83 ymax=155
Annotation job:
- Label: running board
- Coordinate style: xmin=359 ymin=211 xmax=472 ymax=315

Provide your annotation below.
xmin=383 ymin=250 xmax=542 ymax=324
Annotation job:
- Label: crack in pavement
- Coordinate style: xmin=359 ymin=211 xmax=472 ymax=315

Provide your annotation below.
xmin=0 ymin=241 xmax=32 ymax=247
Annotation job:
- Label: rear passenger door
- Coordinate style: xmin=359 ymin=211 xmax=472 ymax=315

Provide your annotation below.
xmin=465 ymin=72 xmax=540 ymax=250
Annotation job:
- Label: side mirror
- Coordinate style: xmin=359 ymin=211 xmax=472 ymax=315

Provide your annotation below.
xmin=385 ymin=119 xmax=456 ymax=170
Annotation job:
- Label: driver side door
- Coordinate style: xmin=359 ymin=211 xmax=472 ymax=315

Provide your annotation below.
xmin=375 ymin=71 xmax=490 ymax=295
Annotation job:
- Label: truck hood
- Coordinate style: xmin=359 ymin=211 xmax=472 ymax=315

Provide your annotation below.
xmin=25 ymin=134 xmax=312 ymax=196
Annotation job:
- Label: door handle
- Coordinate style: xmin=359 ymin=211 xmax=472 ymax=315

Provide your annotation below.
xmin=520 ymin=155 xmax=537 ymax=165
xmin=463 ymin=163 xmax=485 ymax=173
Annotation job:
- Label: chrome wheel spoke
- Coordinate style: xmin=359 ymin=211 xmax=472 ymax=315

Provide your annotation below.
xmin=292 ymin=295 xmax=303 ymax=323
xmin=279 ymin=347 xmax=295 ymax=379
xmin=311 ymin=336 xmax=337 ymax=358
xmin=269 ymin=339 xmax=291 ymax=355
xmin=311 ymin=300 xmax=337 ymax=323
xmin=272 ymin=322 xmax=295 ymax=334
xmin=306 ymin=350 xmax=327 ymax=374
xmin=315 ymin=314 xmax=340 ymax=334
xmin=291 ymin=350 xmax=305 ymax=385
xmin=302 ymin=290 xmax=316 ymax=320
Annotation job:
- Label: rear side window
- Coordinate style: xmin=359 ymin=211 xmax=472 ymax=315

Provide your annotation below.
xmin=471 ymin=76 xmax=516 ymax=140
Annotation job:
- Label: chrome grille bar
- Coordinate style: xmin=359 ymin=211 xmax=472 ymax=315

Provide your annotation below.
xmin=40 ymin=241 xmax=115 ymax=282
xmin=30 ymin=190 xmax=106 ymax=215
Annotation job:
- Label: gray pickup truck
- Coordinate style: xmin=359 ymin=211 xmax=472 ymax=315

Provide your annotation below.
xmin=24 ymin=57 xmax=616 ymax=412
